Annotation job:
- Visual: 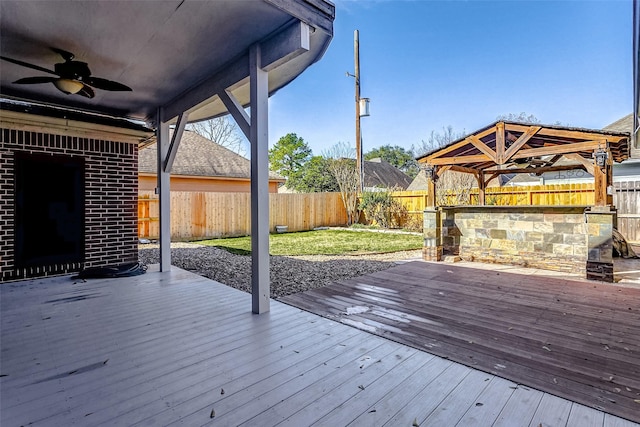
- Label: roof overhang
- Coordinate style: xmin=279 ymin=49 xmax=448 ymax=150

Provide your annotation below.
xmin=0 ymin=0 xmax=335 ymax=127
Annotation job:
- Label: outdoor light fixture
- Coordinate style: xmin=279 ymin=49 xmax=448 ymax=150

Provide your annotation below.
xmin=593 ymin=148 xmax=608 ymax=167
xmin=359 ymin=98 xmax=370 ymax=117
xmin=53 ymin=78 xmax=84 ymax=95
xmin=423 ymin=164 xmax=437 ymax=181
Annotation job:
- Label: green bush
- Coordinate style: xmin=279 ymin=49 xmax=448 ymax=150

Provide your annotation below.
xmin=359 ymin=189 xmax=407 ymax=229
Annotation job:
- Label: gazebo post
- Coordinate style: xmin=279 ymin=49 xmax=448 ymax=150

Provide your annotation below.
xmin=592 ymin=147 xmax=612 ymax=207
xmin=477 ymin=172 xmax=486 ymax=205
xmin=422 ymin=164 xmax=442 ymax=261
xmin=426 ymin=175 xmax=436 ymax=208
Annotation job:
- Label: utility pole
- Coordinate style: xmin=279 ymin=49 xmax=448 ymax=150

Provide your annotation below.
xmin=354 ymin=29 xmax=363 ymax=193
xmin=347 ymin=30 xmax=369 ymax=193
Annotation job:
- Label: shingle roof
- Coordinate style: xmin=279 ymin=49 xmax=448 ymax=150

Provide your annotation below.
xmin=363 ymin=158 xmax=412 ymax=190
xmin=139 ymin=130 xmax=284 ymax=181
xmin=604 ymin=113 xmax=633 ymax=133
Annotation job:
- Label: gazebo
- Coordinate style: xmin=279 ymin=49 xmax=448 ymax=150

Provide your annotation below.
xmin=416 ymin=121 xmax=631 ymax=282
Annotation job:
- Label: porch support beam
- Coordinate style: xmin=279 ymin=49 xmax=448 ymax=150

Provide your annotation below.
xmin=156 ymin=113 xmax=172 ymax=271
xmin=249 ymin=44 xmax=270 ymax=314
xmin=163 ymin=112 xmax=188 ymax=173
xmin=218 ymin=89 xmax=250 ymax=138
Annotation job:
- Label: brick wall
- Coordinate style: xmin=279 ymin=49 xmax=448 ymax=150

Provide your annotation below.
xmin=0 ymin=128 xmax=139 ymax=281
xmin=438 ymin=206 xmax=590 ymax=275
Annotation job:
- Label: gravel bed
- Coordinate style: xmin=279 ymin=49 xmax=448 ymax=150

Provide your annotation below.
xmin=138 ymin=242 xmax=422 ymax=298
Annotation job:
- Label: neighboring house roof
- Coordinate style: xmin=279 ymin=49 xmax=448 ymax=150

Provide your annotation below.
xmin=364 ymin=158 xmax=412 ymax=190
xmin=406 ymin=170 xmax=428 ymax=191
xmin=139 ymin=130 xmax=284 ymax=181
xmin=604 ymin=113 xmax=633 ymax=133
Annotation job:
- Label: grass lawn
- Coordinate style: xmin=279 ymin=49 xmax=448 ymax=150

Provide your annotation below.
xmin=195 ymin=229 xmax=423 ymax=256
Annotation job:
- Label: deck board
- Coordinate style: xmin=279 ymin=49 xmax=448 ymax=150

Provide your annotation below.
xmin=280 ymin=260 xmax=640 ymax=424
xmin=1 ymin=265 xmax=638 ymax=427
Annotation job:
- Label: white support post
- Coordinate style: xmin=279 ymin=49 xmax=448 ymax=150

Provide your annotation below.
xmin=249 ymin=44 xmax=270 ymax=314
xmin=156 ymin=112 xmax=172 ymax=271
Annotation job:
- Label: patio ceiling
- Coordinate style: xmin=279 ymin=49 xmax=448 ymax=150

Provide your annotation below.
xmin=0 ymin=0 xmax=334 ymax=126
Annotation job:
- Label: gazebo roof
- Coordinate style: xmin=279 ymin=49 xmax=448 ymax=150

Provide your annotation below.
xmin=417 ymin=121 xmax=630 ymax=175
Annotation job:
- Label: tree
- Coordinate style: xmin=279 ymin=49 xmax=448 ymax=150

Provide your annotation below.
xmin=496 ymin=112 xmax=541 ymax=124
xmin=416 ymin=126 xmax=476 ymax=206
xmin=497 ymin=112 xmax=568 ymax=126
xmin=364 ymin=145 xmax=419 ymax=178
xmin=415 ymin=125 xmax=465 ymax=157
xmin=287 ymin=156 xmax=339 ymax=193
xmin=187 ymin=117 xmax=247 ymax=156
xmin=269 ymin=133 xmax=312 ymax=182
xmin=323 ymin=142 xmax=359 ymax=225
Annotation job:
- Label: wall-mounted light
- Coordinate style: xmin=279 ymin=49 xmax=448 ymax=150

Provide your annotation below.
xmin=423 ymin=164 xmax=437 ymax=181
xmin=593 ymin=148 xmax=608 ymax=167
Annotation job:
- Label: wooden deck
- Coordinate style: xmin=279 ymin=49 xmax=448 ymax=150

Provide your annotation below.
xmin=281 ymin=261 xmax=640 ymax=425
xmin=1 ymin=266 xmax=638 ymax=427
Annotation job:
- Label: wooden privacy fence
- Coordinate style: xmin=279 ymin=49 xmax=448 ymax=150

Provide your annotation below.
xmin=614 ymin=181 xmax=640 ymax=243
xmin=139 ymin=182 xmax=639 ymax=242
xmin=138 ymin=191 xmax=348 ymax=240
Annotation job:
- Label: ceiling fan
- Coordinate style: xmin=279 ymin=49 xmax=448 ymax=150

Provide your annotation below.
xmin=0 ymin=47 xmax=131 ymax=98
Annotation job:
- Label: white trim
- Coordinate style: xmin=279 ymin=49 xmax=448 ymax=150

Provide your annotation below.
xmin=0 ymin=109 xmax=152 ymax=144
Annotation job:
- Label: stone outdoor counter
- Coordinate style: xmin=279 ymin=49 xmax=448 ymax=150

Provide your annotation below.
xmin=423 ymin=205 xmax=615 ymax=281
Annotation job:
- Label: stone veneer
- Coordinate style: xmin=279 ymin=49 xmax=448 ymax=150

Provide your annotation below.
xmin=0 ymin=128 xmax=139 ymax=281
xmin=424 ymin=205 xmax=616 ymax=281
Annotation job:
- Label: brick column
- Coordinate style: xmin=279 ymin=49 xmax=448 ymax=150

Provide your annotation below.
xmin=423 ymin=209 xmax=442 ymax=261
xmin=585 ymin=206 xmax=615 ymax=282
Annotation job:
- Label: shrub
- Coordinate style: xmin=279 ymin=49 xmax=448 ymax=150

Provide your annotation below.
xmin=359 ymin=189 xmax=408 ymax=229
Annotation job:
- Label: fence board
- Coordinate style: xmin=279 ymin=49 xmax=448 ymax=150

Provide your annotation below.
xmin=614 ymin=181 xmax=640 ymax=242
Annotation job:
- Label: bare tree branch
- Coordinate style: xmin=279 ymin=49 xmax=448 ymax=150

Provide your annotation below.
xmin=323 ymin=142 xmax=360 ymax=225
xmin=187 ymin=117 xmax=247 ymax=156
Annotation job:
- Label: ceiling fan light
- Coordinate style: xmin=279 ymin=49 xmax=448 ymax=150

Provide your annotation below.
xmin=53 ymin=78 xmax=84 ymax=94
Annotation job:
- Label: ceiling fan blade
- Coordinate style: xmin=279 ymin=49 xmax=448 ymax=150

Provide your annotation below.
xmin=13 ymin=76 xmax=58 ymax=85
xmin=0 ymin=56 xmax=58 ymax=75
xmin=50 ymin=47 xmax=75 ymax=62
xmin=85 ymin=76 xmax=132 ymax=91
xmin=78 ymin=84 xmax=95 ymax=99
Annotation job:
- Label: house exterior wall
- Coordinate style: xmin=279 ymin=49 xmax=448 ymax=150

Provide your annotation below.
xmin=0 ymin=127 xmax=140 ymax=281
xmin=138 ymin=174 xmax=281 ymax=193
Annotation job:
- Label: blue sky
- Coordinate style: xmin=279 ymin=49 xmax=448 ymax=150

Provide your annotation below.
xmin=267 ymin=0 xmax=632 ymax=157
